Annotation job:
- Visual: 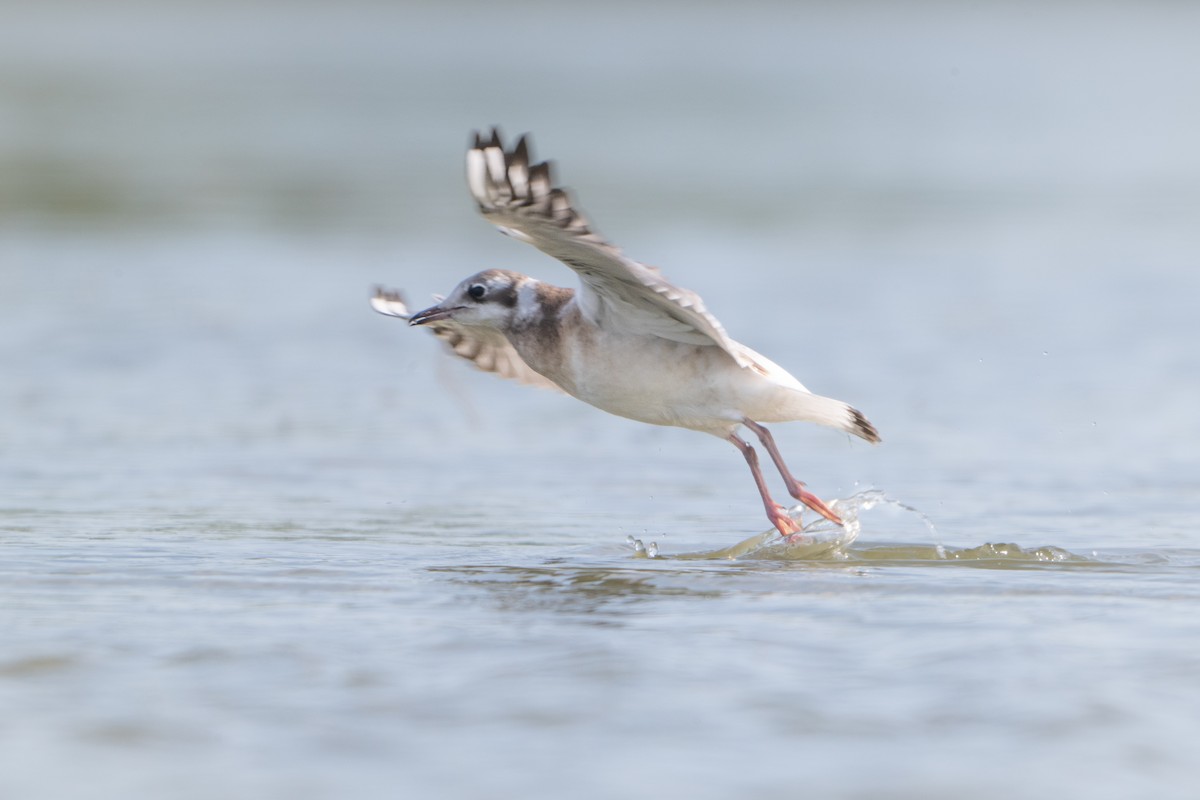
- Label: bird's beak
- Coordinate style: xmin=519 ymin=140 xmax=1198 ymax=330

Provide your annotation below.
xmin=408 ymin=303 xmax=462 ymax=327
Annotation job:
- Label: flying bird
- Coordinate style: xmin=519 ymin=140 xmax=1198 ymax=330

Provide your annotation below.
xmin=372 ymin=128 xmax=880 ymax=536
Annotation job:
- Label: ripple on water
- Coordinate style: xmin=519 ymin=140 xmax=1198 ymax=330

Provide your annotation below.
xmin=627 ymin=490 xmax=1198 ymax=571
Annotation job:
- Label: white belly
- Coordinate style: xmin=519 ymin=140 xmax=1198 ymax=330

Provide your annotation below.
xmin=524 ymin=327 xmax=790 ymax=434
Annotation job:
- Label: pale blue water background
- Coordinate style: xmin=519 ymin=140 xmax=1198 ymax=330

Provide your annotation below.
xmin=3 ymin=2 xmax=1200 ymax=798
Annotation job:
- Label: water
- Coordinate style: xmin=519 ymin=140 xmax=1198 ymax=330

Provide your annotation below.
xmin=3 ymin=1 xmax=1200 ymax=798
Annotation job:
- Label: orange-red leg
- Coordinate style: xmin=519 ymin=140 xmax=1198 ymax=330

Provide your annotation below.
xmin=728 ymin=433 xmax=801 ymax=536
xmin=742 ymin=419 xmax=843 ymax=526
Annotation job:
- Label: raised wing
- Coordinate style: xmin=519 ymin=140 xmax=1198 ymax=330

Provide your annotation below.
xmin=466 ymin=127 xmax=754 ymax=369
xmin=371 ymin=287 xmax=562 ymax=392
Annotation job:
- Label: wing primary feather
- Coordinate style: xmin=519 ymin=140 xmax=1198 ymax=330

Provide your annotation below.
xmin=512 ymin=135 xmax=530 ymax=169
xmin=528 ymin=161 xmax=552 ymax=207
xmin=484 ymin=146 xmax=507 ymax=200
xmin=466 ymin=147 xmax=488 ymax=206
xmin=548 ymin=189 xmax=572 ymax=226
xmin=509 ymin=135 xmax=531 ymax=202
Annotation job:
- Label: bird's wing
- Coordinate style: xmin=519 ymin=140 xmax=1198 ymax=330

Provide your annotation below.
xmin=371 ymin=287 xmax=563 ymax=392
xmin=466 ymin=128 xmax=754 ymax=369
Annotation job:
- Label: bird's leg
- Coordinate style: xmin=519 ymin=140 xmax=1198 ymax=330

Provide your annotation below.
xmin=728 ymin=433 xmax=801 ymax=537
xmin=742 ymin=419 xmax=844 ymax=526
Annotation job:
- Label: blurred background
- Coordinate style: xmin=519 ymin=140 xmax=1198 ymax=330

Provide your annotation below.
xmin=2 ymin=1 xmax=1199 ymax=797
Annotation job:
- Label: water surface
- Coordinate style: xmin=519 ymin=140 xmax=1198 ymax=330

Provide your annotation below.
xmin=3 ymin=2 xmax=1200 ymax=798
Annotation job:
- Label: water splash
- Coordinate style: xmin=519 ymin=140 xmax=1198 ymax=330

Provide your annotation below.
xmin=643 ymin=490 xmax=1095 ymax=566
xmin=831 ymin=489 xmax=940 ymax=542
xmin=626 ymin=535 xmax=659 ymax=559
xmin=740 ymin=489 xmax=923 ymax=561
xmin=660 ymin=490 xmax=924 ymax=561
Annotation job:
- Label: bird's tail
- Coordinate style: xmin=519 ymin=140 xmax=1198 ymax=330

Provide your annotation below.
xmin=782 ymin=391 xmax=881 ymax=443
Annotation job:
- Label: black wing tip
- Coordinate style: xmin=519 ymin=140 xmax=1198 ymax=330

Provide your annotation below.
xmin=470 ymin=126 xmax=539 ymax=162
xmin=469 ymin=126 xmax=565 ymax=207
xmin=529 ymin=158 xmax=555 ymax=186
xmin=850 ymin=407 xmax=882 ymax=444
xmin=512 ymin=133 xmax=530 ymax=165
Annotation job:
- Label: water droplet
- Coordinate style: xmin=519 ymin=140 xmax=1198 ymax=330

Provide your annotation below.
xmin=646 ymin=542 xmax=658 ymax=558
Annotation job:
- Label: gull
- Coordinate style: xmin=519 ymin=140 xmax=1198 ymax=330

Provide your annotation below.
xmin=372 ymin=128 xmax=880 ymax=536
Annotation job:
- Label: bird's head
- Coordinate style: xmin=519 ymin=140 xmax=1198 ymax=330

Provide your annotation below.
xmin=408 ymin=269 xmax=528 ymax=330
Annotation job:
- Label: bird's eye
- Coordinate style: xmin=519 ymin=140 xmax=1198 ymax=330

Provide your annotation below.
xmin=467 ymin=284 xmax=487 ymax=300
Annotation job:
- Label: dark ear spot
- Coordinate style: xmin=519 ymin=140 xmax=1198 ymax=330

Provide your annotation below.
xmin=494 ymin=283 xmax=518 ymax=308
